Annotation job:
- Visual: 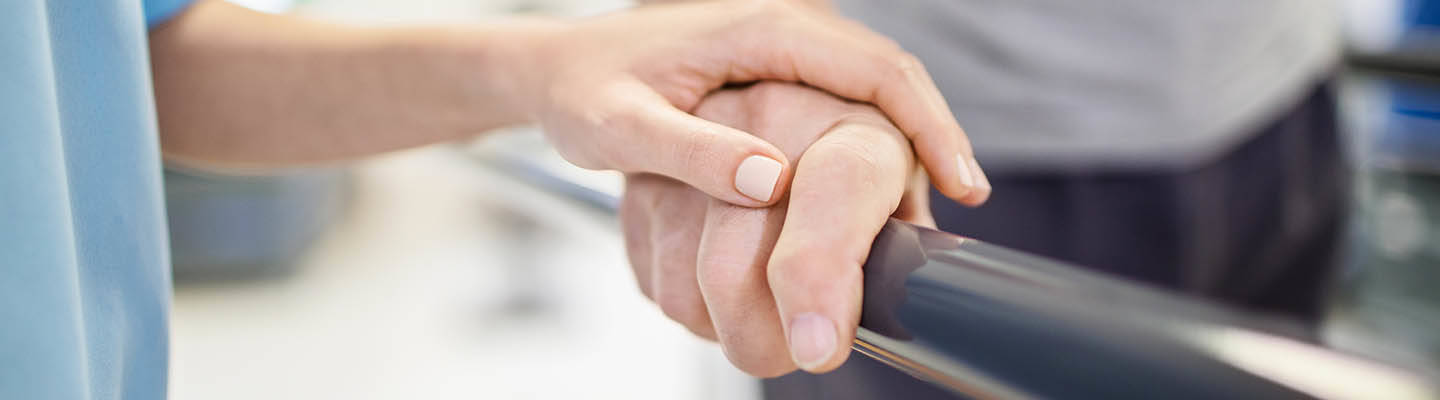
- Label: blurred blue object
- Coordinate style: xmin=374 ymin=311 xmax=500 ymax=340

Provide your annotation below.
xmin=1408 ymin=0 xmax=1440 ymax=27
xmin=165 ymin=168 xmax=347 ymax=281
xmin=1378 ymin=76 xmax=1440 ymax=171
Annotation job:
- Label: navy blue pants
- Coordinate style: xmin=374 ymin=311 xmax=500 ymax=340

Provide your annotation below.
xmin=764 ymin=82 xmax=1346 ymax=399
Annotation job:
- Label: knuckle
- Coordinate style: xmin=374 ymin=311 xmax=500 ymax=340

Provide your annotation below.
xmin=741 ymin=83 xmax=808 ymax=131
xmin=809 ymin=138 xmax=886 ymax=183
xmin=568 ymin=104 xmax=635 ymax=171
xmin=769 ymin=239 xmax=865 ymax=282
xmin=675 ymin=126 xmax=717 ymax=174
xmin=655 ymin=288 xmax=707 ymax=329
xmin=695 ymin=246 xmax=747 ymax=286
xmin=620 ymin=181 xmax=664 ymax=217
xmin=889 ymin=53 xmax=925 ymax=80
xmin=694 ymin=216 xmax=774 ymax=282
xmin=765 ymin=248 xmax=814 ymax=284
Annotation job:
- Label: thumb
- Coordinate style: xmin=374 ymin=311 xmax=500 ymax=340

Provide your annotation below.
xmin=767 ymin=120 xmax=913 ymax=373
xmin=607 ymin=103 xmax=793 ymax=207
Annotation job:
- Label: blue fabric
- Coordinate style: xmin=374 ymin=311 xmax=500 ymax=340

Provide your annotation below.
xmin=145 ymin=0 xmax=194 ymax=27
xmin=1 ymin=0 xmax=191 ymax=398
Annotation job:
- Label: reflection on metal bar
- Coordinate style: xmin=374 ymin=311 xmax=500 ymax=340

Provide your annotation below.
xmin=857 ymin=220 xmax=1437 ymax=399
xmin=472 ymin=148 xmax=1437 ymax=400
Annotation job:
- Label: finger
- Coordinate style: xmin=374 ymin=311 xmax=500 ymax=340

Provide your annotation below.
xmin=801 ymin=45 xmax=981 ymax=205
xmin=894 ymin=167 xmax=937 ymax=228
xmin=695 ymin=200 xmax=796 ymax=377
xmin=649 ymin=183 xmax=717 ymax=340
xmin=767 ymin=119 xmax=914 ymax=373
xmin=596 ymin=88 xmax=793 ymax=207
xmin=619 ymin=174 xmax=661 ymax=300
xmin=955 ymin=158 xmax=992 ymax=206
xmin=727 ymin=16 xmax=988 ymax=205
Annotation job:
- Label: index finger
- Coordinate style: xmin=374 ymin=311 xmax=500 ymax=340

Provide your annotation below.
xmin=764 ymin=118 xmax=915 ymax=373
xmin=728 ymin=14 xmax=988 ymax=205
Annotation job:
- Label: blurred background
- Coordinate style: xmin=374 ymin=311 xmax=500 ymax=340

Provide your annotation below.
xmin=165 ymin=0 xmax=1440 ymax=398
xmin=165 ymin=1 xmax=754 ymax=399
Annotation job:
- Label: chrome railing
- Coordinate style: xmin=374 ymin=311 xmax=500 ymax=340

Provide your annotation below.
xmin=853 ymin=220 xmax=1435 ymax=399
xmin=468 ymin=139 xmax=1438 ymax=399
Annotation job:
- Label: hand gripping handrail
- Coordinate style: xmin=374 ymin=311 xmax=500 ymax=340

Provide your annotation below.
xmin=474 ymin=148 xmax=1438 ymax=399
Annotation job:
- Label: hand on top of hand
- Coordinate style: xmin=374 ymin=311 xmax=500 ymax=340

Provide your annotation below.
xmin=621 ymin=82 xmax=945 ymax=377
xmin=512 ymin=0 xmax=990 ymax=209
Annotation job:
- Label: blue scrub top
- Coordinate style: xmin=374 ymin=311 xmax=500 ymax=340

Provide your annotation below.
xmin=1 ymin=0 xmax=192 ymax=398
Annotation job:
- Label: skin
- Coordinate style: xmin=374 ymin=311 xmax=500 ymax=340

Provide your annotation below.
xmin=149 ymin=0 xmax=989 ymax=208
xmin=148 ymin=0 xmax=992 ymax=376
xmin=621 ymin=82 xmax=951 ymax=377
xmin=620 ymin=0 xmax=988 ymax=375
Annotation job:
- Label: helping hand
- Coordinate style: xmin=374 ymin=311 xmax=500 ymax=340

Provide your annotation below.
xmin=620 ymin=82 xmax=943 ymax=377
xmin=515 ymin=1 xmax=990 ymax=208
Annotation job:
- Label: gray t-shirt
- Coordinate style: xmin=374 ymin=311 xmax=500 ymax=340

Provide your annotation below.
xmin=837 ymin=0 xmax=1339 ymax=171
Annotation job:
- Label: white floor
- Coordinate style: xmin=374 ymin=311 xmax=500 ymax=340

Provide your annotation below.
xmin=170 ymin=146 xmax=757 ymax=399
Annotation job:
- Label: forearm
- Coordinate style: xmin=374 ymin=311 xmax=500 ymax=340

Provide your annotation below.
xmin=151 ymin=0 xmax=986 ymax=206
xmin=149 ymin=0 xmax=555 ymax=168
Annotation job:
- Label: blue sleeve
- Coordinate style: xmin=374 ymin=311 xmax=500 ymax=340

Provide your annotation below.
xmin=144 ymin=0 xmax=197 ymax=28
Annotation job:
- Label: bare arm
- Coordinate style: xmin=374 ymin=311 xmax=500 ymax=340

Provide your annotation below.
xmin=149 ymin=0 xmax=539 ymax=168
xmin=150 ymin=0 xmax=986 ymax=207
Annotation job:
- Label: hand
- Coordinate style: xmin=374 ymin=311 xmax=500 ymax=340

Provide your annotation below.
xmin=512 ymin=0 xmax=990 ymax=208
xmin=620 ymin=82 xmax=941 ymax=377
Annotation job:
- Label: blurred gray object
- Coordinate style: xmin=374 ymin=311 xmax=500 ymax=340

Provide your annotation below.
xmin=165 ymin=167 xmax=347 ymax=281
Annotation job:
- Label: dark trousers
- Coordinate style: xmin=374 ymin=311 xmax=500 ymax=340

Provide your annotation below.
xmin=765 ymin=82 xmax=1347 ymax=399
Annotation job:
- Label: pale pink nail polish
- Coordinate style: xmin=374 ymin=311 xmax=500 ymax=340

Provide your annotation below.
xmin=735 ymin=155 xmax=782 ymax=202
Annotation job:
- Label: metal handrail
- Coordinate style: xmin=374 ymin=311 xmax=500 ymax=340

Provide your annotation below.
xmin=853 ymin=220 xmax=1435 ymax=399
xmin=471 ymin=145 xmax=1438 ymax=399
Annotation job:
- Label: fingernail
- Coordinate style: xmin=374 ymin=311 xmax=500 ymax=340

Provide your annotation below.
xmin=970 ymin=158 xmax=991 ymax=192
xmin=735 ymin=155 xmax=782 ymax=202
xmin=787 ymin=312 xmax=837 ymax=370
xmin=955 ymin=156 xmax=976 ymax=188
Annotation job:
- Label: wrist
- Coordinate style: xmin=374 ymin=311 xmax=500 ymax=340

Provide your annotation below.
xmin=464 ymin=18 xmax=569 ymax=124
